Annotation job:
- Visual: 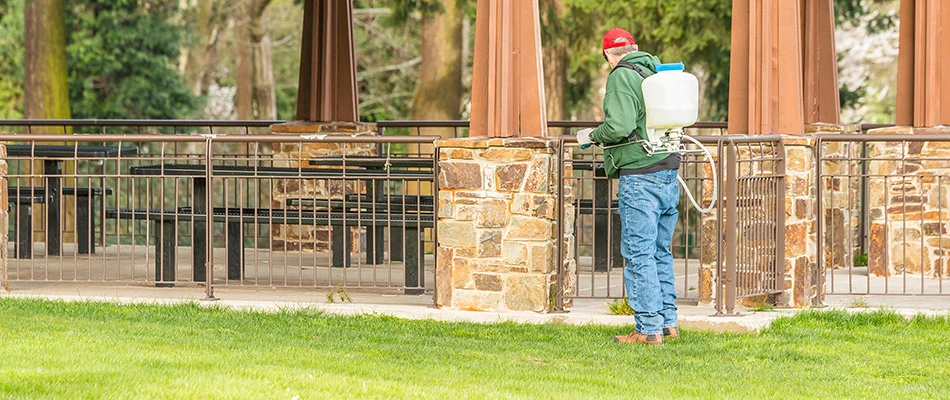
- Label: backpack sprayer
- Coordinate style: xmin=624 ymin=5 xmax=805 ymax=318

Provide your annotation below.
xmin=580 ymin=62 xmax=717 ymax=214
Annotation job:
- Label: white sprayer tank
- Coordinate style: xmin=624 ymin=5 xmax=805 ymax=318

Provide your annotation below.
xmin=642 ymin=62 xmax=699 ymax=130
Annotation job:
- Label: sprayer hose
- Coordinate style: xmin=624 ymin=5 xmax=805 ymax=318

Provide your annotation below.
xmin=678 ymin=135 xmax=717 ymax=214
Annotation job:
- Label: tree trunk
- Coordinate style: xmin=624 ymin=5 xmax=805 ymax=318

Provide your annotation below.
xmin=541 ymin=0 xmax=566 ymax=121
xmin=406 ymin=1 xmax=462 ymax=201
xmin=24 ymin=0 xmax=70 ymax=119
xmin=24 ymin=0 xmax=71 ymax=243
xmin=410 ymin=0 xmax=463 ymax=138
xmin=182 ymin=0 xmax=225 ymax=96
xmin=235 ymin=1 xmax=254 ymax=120
xmin=250 ymin=2 xmax=276 ymax=120
xmin=235 ymin=0 xmax=274 ymax=120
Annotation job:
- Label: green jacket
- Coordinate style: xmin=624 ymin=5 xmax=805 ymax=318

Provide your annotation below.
xmin=589 ymin=51 xmax=673 ymax=179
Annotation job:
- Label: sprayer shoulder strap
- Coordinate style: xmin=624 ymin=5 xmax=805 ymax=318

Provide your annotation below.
xmin=613 ymin=61 xmax=653 ymax=78
xmin=612 ymin=61 xmax=654 ymax=143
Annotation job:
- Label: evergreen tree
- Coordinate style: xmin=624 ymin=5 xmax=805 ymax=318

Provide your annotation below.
xmin=65 ymin=0 xmax=198 ymax=119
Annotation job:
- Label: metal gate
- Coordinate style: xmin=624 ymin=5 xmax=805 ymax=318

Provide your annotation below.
xmin=557 ymin=132 xmax=786 ymax=315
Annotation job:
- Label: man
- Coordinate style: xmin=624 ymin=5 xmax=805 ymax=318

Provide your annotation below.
xmin=576 ymin=28 xmax=681 ymax=346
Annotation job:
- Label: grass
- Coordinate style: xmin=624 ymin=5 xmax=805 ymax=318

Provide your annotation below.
xmin=1 ymin=298 xmax=949 ymax=399
xmin=746 ymin=297 xmax=777 ymax=312
xmin=749 ymin=303 xmax=776 ymax=312
xmin=849 ymin=296 xmax=871 ymax=308
xmin=606 ymin=299 xmax=634 ymax=315
xmin=854 ymin=252 xmax=869 ymax=267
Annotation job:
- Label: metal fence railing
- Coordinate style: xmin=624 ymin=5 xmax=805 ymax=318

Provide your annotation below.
xmin=1 ymin=119 xmax=790 ymax=314
xmin=719 ymin=135 xmax=786 ymax=313
xmin=1 ymin=130 xmax=439 ymax=300
xmin=818 ymin=132 xmax=950 ymax=298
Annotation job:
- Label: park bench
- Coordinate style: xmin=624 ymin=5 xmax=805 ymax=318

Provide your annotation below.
xmin=8 ymin=185 xmax=114 ymax=258
xmin=4 ymin=144 xmax=136 ymax=256
xmin=286 ymin=192 xmax=435 ymax=265
xmin=8 ymin=186 xmax=46 ymax=259
xmin=107 ymin=160 xmax=436 ymax=293
xmin=574 ymin=198 xmax=623 ymax=271
xmin=106 ymin=206 xmax=433 ymax=293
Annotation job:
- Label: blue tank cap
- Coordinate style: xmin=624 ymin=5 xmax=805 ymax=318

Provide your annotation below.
xmin=655 ymin=62 xmax=685 ymax=72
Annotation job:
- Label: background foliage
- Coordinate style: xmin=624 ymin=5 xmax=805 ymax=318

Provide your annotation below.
xmin=65 ymin=0 xmax=198 ymax=119
xmin=0 ymin=0 xmax=901 ymax=124
xmin=0 ymin=0 xmax=24 ymax=118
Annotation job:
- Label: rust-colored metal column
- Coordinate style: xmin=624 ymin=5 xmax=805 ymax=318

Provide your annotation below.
xmin=896 ymin=0 xmax=950 ymax=127
xmin=295 ymin=0 xmax=358 ymax=122
xmin=729 ymin=0 xmax=839 ymax=134
xmin=728 ymin=0 xmax=805 ymax=135
xmin=728 ymin=0 xmax=751 ymax=135
xmin=469 ymin=0 xmax=548 ymax=137
xmin=802 ymin=0 xmax=840 ymax=124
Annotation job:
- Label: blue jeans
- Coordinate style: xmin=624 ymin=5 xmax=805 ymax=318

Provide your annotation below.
xmin=618 ymin=169 xmax=679 ymax=335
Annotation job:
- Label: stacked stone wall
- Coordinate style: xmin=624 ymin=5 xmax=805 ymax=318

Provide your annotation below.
xmin=783 ymin=135 xmax=820 ymax=306
xmin=867 ymin=127 xmax=950 ymax=277
xmin=818 ymin=135 xmax=864 ymax=270
xmin=699 ymin=131 xmax=835 ymax=308
xmin=269 ymin=122 xmax=377 ymax=252
xmin=699 ymin=150 xmax=722 ymax=303
xmin=435 ymin=138 xmax=574 ymax=312
xmin=699 ymin=141 xmax=787 ymax=304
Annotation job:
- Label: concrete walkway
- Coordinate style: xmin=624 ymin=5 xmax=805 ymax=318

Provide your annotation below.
xmin=4 ymin=283 xmax=947 ymax=334
xmin=2 ymin=282 xmax=786 ymax=334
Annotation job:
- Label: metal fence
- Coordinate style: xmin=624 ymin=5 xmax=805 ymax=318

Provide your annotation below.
xmin=1 ymin=119 xmax=789 ymax=314
xmin=2 ymin=128 xmax=438 ymax=300
xmin=557 ymin=129 xmax=786 ymax=315
xmin=719 ymin=135 xmax=786 ymax=313
xmin=818 ymin=132 xmax=950 ymax=298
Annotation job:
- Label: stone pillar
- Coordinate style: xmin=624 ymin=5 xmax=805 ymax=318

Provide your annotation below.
xmin=269 ymin=122 xmax=377 ymax=252
xmin=814 ymin=124 xmax=864 ymax=273
xmin=435 ymin=138 xmax=574 ymax=312
xmin=867 ymin=126 xmax=950 ymax=277
xmin=783 ymin=134 xmax=820 ymax=307
xmin=0 ymin=144 xmax=7 ymax=291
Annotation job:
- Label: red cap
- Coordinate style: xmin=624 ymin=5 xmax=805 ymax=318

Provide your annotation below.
xmin=602 ymin=28 xmax=635 ymax=51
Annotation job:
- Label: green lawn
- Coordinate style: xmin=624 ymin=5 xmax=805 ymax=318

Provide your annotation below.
xmin=1 ymin=298 xmax=948 ymax=399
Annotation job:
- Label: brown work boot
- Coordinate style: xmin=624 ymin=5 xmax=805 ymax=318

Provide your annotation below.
xmin=613 ymin=331 xmax=663 ymax=346
xmin=663 ymin=327 xmax=680 ymax=340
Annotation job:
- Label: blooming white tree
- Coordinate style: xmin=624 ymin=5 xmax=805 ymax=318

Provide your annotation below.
xmin=835 ymin=1 xmax=899 ymax=124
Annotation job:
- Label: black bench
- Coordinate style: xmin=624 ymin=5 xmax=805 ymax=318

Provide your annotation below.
xmin=123 ymin=162 xmax=435 ymax=293
xmin=574 ymin=198 xmax=623 ymax=271
xmin=570 ymin=161 xmax=625 ymax=272
xmin=306 ymin=155 xmax=435 ymax=262
xmin=5 ymin=144 xmax=137 ymax=255
xmin=106 ymin=207 xmax=433 ymax=293
xmin=127 ymin=163 xmax=434 ymax=281
xmin=8 ymin=187 xmax=46 ymax=259
xmin=7 ymin=186 xmax=113 ymax=258
xmin=286 ymin=193 xmax=435 ymax=265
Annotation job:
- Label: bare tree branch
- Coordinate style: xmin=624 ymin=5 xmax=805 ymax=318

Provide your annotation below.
xmin=357 ymin=57 xmax=421 ymax=81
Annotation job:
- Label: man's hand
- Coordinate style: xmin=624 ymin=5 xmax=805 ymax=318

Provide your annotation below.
xmin=576 ymin=128 xmax=594 ymax=149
